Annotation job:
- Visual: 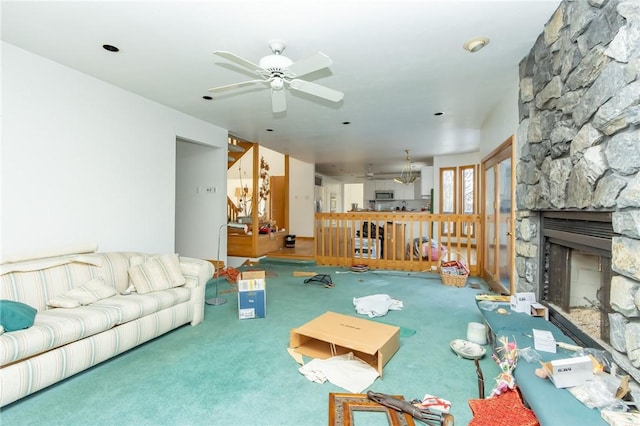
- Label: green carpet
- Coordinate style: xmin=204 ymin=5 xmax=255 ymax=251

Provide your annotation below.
xmin=1 ymin=262 xmax=501 ymax=425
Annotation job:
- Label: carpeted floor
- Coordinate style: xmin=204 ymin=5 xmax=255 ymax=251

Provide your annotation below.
xmin=1 ymin=260 xmax=501 ymax=425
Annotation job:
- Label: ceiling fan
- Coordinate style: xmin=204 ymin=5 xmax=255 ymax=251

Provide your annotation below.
xmin=208 ymin=40 xmax=344 ymax=113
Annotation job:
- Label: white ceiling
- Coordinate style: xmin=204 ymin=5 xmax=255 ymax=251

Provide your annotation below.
xmin=1 ymin=0 xmax=561 ymax=180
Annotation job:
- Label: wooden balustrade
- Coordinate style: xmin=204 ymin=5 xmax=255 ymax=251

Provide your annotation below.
xmin=227 ymin=196 xmax=240 ymax=223
xmin=315 ymin=212 xmax=481 ymax=275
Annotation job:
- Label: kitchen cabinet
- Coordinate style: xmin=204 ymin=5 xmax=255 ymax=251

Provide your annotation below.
xmin=365 ymin=179 xmax=424 ymax=203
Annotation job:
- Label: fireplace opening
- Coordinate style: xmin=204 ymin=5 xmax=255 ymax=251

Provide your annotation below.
xmin=540 ymin=211 xmax=615 ymax=350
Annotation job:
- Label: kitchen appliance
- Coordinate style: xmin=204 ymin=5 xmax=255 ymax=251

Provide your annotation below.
xmin=375 ymin=190 xmax=394 ymax=200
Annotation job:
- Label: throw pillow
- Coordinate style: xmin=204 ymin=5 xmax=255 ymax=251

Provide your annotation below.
xmin=0 ymin=300 xmax=38 ymax=332
xmin=127 ymin=254 xmax=149 ymax=288
xmin=48 ymin=278 xmax=117 ymax=308
xmin=128 ymin=254 xmax=185 ymax=295
xmin=468 ymin=388 xmax=539 ymax=426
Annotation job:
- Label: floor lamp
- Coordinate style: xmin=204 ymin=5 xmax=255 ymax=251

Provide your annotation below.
xmin=205 ymin=223 xmax=229 ymax=306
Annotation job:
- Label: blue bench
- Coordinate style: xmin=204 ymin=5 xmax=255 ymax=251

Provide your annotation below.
xmin=477 ymin=301 xmax=605 ymax=426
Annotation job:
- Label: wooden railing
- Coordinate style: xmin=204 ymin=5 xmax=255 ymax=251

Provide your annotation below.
xmin=315 ymin=212 xmax=482 ymax=275
xmin=227 ymin=197 xmax=241 ymax=223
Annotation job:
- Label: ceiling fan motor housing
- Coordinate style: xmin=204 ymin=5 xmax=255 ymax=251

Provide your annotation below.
xmin=259 ymin=54 xmax=293 ymax=74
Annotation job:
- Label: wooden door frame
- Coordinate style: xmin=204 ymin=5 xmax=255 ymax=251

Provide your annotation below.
xmin=480 ymin=135 xmax=516 ymax=295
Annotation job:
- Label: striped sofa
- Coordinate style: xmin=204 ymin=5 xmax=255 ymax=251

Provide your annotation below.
xmin=0 ymin=251 xmax=213 ymax=407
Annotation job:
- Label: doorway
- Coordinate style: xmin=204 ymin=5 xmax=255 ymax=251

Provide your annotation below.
xmin=175 ymin=138 xmax=224 ymax=259
xmin=481 ymin=136 xmax=515 ymax=294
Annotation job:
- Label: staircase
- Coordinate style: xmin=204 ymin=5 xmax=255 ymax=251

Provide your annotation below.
xmin=227 ymin=136 xmax=254 ymax=222
xmin=227 ymin=136 xmax=254 ymax=170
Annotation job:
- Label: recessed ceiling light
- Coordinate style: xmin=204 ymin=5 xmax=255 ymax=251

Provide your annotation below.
xmin=102 ymin=44 xmax=119 ymax=52
xmin=202 ymin=95 xmax=212 ymax=100
xmin=434 ymin=112 xmax=444 ymax=116
xmin=463 ymin=37 xmax=490 ymax=53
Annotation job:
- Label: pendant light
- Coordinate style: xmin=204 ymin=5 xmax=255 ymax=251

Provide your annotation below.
xmin=394 ymin=149 xmax=420 ymax=185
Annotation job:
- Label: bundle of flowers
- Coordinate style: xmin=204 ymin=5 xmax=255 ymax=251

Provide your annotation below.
xmin=490 ymin=336 xmax=518 ymax=397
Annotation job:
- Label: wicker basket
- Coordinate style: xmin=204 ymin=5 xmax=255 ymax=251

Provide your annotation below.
xmin=439 ymin=249 xmax=469 ymax=287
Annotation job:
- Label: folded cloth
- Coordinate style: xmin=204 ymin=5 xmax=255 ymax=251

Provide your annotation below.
xmin=298 ymin=352 xmax=379 ymax=393
xmin=1 ymin=242 xmax=98 ymax=264
xmin=353 ymin=294 xmax=403 ymax=318
xmin=0 ymin=254 xmax=103 ymax=275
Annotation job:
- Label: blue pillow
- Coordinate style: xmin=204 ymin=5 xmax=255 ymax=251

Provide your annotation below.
xmin=0 ymin=300 xmax=37 ymax=332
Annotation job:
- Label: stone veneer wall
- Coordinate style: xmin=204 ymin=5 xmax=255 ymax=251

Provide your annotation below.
xmin=515 ymin=0 xmax=640 ymax=382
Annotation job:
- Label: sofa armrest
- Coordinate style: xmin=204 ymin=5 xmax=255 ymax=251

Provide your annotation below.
xmin=179 ymin=257 xmax=214 ymax=326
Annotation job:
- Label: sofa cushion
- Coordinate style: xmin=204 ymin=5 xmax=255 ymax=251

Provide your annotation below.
xmin=128 ymin=254 xmax=185 ymax=294
xmin=0 ymin=300 xmax=37 ymax=332
xmin=47 ymin=278 xmax=117 ymax=308
xmin=91 ymin=287 xmax=191 ymax=325
xmin=0 ymin=304 xmax=121 ymax=366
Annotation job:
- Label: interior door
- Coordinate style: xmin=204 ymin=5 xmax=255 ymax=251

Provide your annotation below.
xmin=482 ymin=136 xmax=515 ymax=294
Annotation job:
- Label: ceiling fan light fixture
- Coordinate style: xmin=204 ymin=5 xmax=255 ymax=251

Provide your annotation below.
xmin=463 ymin=37 xmax=490 ymax=53
xmin=395 ymin=149 xmax=420 ymax=185
xmin=271 ymin=77 xmax=285 ymax=91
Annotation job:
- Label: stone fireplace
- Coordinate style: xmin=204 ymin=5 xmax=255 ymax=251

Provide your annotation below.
xmin=515 ymin=0 xmax=640 ymax=383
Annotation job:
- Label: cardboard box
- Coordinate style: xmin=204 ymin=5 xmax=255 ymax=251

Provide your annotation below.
xmin=510 ymin=292 xmax=536 ymax=313
xmin=289 ymin=311 xmax=400 ymax=376
xmin=528 ymin=302 xmax=549 ymax=320
xmin=237 ymin=271 xmax=266 ymax=319
xmin=533 ymin=329 xmax=556 ymax=353
xmin=542 ymin=355 xmax=596 ymax=388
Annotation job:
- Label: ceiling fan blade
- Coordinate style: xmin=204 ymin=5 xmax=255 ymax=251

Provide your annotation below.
xmin=289 ymin=79 xmax=344 ymax=102
xmin=286 ymin=52 xmax=333 ymax=78
xmin=214 ymin=51 xmax=264 ymax=75
xmin=271 ymin=89 xmax=286 ymax=113
xmin=208 ymin=79 xmax=267 ymax=93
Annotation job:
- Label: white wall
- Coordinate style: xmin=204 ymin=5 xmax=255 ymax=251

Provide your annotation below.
xmin=288 ymin=157 xmax=314 ymax=237
xmin=479 ymin=82 xmax=520 ymax=158
xmin=344 ymin=183 xmax=363 ymax=211
xmin=1 ymin=42 xmax=227 ymax=257
xmin=175 ymin=140 xmax=226 ymax=260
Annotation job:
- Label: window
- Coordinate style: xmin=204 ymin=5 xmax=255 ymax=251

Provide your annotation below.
xmin=439 ymin=164 xmax=477 ymax=236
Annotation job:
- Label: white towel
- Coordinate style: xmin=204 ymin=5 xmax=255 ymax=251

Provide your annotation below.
xmin=353 ymin=294 xmax=403 ymax=318
xmin=298 ymin=352 xmax=379 ymax=393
